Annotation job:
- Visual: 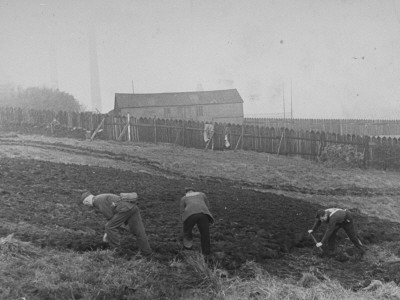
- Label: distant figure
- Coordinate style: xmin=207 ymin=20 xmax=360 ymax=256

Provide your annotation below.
xmin=308 ymin=208 xmax=365 ymax=258
xmin=81 ymin=191 xmax=151 ymax=255
xmin=203 ymin=122 xmax=214 ymax=143
xmin=180 ymin=187 xmax=214 ymax=256
xmin=223 ymin=126 xmax=231 ymax=150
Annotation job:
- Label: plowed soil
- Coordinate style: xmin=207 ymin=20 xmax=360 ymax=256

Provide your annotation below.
xmin=2 ymin=134 xmax=400 ymax=290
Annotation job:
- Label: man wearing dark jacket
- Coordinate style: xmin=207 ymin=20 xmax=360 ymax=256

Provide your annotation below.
xmin=180 ymin=187 xmax=214 ymax=255
xmin=81 ymin=191 xmax=151 ymax=255
xmin=308 ymin=208 xmax=365 ymax=257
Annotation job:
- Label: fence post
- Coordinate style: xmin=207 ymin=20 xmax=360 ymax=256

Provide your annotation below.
xmin=136 ymin=118 xmax=140 ymax=142
xmin=363 ymin=136 xmax=370 ymax=169
xmin=212 ymin=122 xmax=216 ymax=150
xmin=133 ymin=117 xmax=137 ymax=141
xmin=277 ymin=130 xmax=284 ymax=156
xmin=241 ymin=124 xmax=244 ymax=150
xmin=154 ymin=116 xmax=157 ymax=144
xmin=234 ymin=129 xmax=243 ymax=152
xmin=90 ymin=118 xmax=105 ymax=141
xmin=127 ymin=114 xmax=131 ymax=141
xmin=297 ymin=131 xmax=300 ymax=158
xmin=204 ymin=132 xmax=214 ymax=151
xmin=117 ymin=117 xmax=130 ymax=141
xmin=183 ymin=120 xmax=186 ymax=147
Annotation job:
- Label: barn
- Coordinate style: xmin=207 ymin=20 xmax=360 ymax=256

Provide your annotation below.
xmin=114 ymin=89 xmax=244 ymax=124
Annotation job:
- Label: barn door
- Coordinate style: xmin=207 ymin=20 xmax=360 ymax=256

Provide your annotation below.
xmin=184 ymin=106 xmax=193 ymax=120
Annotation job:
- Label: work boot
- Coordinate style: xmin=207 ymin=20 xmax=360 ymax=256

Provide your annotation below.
xmin=120 ymin=224 xmax=130 ymax=232
xmin=139 ymin=250 xmax=153 ymax=258
xmin=323 ymin=249 xmax=336 ymax=258
xmin=355 ymin=250 xmax=365 ymax=261
xmin=113 ymin=248 xmax=135 ymax=259
xmin=334 ymin=252 xmax=351 ymax=262
xmin=204 ymin=253 xmax=216 ymax=266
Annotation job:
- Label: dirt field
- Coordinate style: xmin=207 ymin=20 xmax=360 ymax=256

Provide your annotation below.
xmin=2 ymin=133 xmax=400 ymax=290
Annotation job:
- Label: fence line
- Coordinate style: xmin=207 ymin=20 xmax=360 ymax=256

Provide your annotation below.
xmin=0 ymin=107 xmax=399 ymax=170
xmin=245 ymin=117 xmax=400 ymax=136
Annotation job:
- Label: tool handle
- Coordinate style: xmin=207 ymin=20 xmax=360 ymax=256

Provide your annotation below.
xmin=309 ymin=233 xmax=323 ymax=253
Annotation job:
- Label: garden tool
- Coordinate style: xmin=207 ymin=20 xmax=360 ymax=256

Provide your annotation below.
xmin=309 ymin=232 xmax=323 ymax=253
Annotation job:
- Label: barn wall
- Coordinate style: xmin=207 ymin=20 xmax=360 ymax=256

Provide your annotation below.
xmin=209 ymin=103 xmax=243 ymax=124
xmin=120 ymin=102 xmax=244 ymax=124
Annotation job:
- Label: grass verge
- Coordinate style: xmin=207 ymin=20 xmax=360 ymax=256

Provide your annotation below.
xmin=1 ymin=234 xmax=400 ymax=299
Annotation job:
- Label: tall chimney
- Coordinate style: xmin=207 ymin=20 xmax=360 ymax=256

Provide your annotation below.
xmin=49 ymin=36 xmax=59 ymax=90
xmin=88 ymin=22 xmax=102 ymax=112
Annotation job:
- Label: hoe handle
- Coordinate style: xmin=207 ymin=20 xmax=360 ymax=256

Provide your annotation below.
xmin=310 ymin=233 xmax=323 ymax=253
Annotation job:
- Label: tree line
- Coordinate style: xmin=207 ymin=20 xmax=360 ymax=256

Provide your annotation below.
xmin=0 ymin=86 xmax=83 ymax=112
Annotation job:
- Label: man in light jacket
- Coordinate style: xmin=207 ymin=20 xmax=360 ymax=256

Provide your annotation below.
xmin=308 ymin=208 xmax=365 ymax=258
xmin=81 ymin=191 xmax=151 ymax=255
xmin=180 ymin=187 xmax=214 ymax=255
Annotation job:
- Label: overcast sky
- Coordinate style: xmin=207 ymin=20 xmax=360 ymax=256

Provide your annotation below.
xmin=1 ymin=0 xmax=400 ymax=118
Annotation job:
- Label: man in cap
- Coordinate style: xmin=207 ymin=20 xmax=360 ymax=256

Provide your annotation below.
xmin=81 ymin=191 xmax=151 ymax=256
xmin=308 ymin=208 xmax=365 ymax=258
xmin=180 ymin=186 xmax=214 ymax=256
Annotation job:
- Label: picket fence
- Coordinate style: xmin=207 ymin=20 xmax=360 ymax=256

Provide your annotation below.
xmin=245 ymin=118 xmax=400 ymax=136
xmin=0 ymin=107 xmax=399 ymax=170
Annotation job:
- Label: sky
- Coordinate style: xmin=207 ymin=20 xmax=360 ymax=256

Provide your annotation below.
xmin=1 ymin=0 xmax=400 ymax=118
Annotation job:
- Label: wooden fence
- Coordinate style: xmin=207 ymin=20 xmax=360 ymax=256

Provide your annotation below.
xmin=1 ymin=107 xmax=399 ymax=170
xmin=245 ymin=117 xmax=400 ymax=136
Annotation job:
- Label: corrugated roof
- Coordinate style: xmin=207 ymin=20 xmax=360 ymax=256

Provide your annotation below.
xmin=114 ymin=89 xmax=243 ymax=109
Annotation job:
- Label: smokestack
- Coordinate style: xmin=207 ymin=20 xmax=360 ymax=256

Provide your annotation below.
xmin=88 ymin=22 xmax=102 ymax=112
xmin=49 ymin=37 xmax=59 ymax=90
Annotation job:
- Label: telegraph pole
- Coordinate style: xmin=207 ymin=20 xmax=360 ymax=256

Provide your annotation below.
xmin=283 ymin=82 xmax=286 ymax=125
xmin=290 ymin=79 xmax=293 ymax=120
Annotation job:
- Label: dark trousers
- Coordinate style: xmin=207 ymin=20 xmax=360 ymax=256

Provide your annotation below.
xmin=183 ymin=213 xmax=210 ymax=255
xmin=326 ymin=212 xmax=365 ymax=255
xmin=105 ymin=206 xmax=151 ymax=255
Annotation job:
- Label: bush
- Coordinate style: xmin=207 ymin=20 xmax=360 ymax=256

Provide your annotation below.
xmin=319 ymin=144 xmax=364 ymax=168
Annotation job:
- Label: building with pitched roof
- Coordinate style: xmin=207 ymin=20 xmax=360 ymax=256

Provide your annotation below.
xmin=114 ymin=88 xmax=244 ymax=124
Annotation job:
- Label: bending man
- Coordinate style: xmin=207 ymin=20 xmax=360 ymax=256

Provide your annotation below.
xmin=81 ymin=191 xmax=151 ymax=255
xmin=308 ymin=208 xmax=365 ymax=258
xmin=180 ymin=187 xmax=214 ymax=256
